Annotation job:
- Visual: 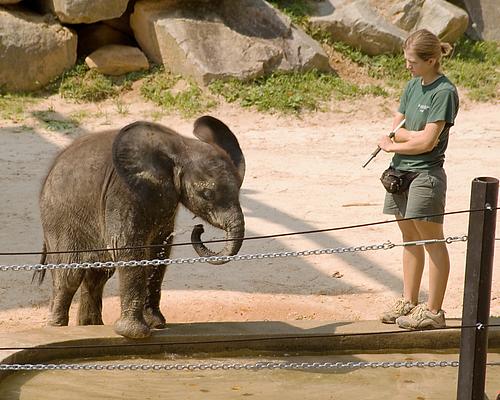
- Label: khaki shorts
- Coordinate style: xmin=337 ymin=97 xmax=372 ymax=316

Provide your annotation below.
xmin=383 ymin=167 xmax=447 ymax=224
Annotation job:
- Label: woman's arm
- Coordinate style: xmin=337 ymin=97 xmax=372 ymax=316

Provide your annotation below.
xmin=378 ymin=120 xmax=446 ymax=155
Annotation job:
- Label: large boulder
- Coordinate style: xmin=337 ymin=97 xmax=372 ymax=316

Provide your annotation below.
xmin=33 ymin=0 xmax=130 ymax=24
xmin=310 ymin=0 xmax=407 ymax=55
xmin=130 ymin=0 xmax=331 ymax=85
xmin=387 ymin=0 xmax=424 ymax=31
xmin=414 ymin=0 xmax=468 ymax=43
xmin=0 ymin=7 xmax=77 ymax=92
xmin=463 ymin=0 xmax=500 ymax=40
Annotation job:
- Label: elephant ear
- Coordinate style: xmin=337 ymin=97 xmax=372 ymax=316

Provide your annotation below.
xmin=193 ymin=116 xmax=245 ymax=187
xmin=112 ymin=121 xmax=179 ymax=195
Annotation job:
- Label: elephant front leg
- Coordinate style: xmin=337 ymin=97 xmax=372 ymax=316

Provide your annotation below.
xmin=144 ymin=265 xmax=167 ymax=329
xmin=114 ymin=266 xmax=151 ymax=339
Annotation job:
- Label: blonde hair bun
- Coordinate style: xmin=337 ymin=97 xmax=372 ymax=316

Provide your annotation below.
xmin=440 ymin=42 xmax=453 ymax=57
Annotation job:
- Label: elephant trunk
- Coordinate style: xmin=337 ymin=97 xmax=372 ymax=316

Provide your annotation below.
xmin=191 ymin=214 xmax=244 ymax=265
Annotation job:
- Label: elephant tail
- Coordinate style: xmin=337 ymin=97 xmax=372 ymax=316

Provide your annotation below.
xmin=31 ymin=242 xmax=47 ymax=285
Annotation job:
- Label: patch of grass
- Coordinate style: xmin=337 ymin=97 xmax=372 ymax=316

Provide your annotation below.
xmin=57 ymin=64 xmax=118 ymax=102
xmin=322 ymin=40 xmax=407 ymax=90
xmin=209 ymin=70 xmax=387 ymax=114
xmin=149 ymin=110 xmax=166 ymax=121
xmin=114 ymin=99 xmax=130 ymax=115
xmin=363 ymin=84 xmax=390 ymax=97
xmin=54 ymin=63 xmax=159 ymax=103
xmin=32 ymin=110 xmax=79 ymax=132
xmin=139 ymin=68 xmax=179 ymax=100
xmin=69 ymin=110 xmax=91 ymax=124
xmin=365 ymin=54 xmax=407 ymax=88
xmin=0 ymin=94 xmax=38 ymax=122
xmin=140 ymin=67 xmax=217 ymax=117
xmin=444 ymin=39 xmax=499 ymax=101
xmin=267 ymin=0 xmax=312 ymax=26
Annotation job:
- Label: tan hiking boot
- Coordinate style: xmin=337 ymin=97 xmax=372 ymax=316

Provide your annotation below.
xmin=380 ymin=298 xmax=416 ymax=324
xmin=396 ymin=303 xmax=446 ymax=330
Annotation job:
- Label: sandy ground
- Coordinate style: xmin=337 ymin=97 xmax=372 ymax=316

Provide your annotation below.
xmin=0 ymin=90 xmax=499 ymax=335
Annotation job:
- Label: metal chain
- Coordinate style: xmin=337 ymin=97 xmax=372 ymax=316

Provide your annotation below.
xmin=0 ymin=242 xmax=394 ymax=271
xmin=0 ymin=235 xmax=467 ymax=272
xmin=3 ymin=360 xmax=491 ymax=371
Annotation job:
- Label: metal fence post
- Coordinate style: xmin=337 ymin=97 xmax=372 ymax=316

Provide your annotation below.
xmin=457 ymin=177 xmax=498 ymax=400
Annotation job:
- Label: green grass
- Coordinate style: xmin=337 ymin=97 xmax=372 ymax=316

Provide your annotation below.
xmin=140 ymin=67 xmax=217 ymax=117
xmin=31 ymin=109 xmax=79 ymax=132
xmin=57 ymin=64 xmax=117 ymax=102
xmin=209 ymin=70 xmax=387 ymax=114
xmin=267 ymin=0 xmax=312 ymax=26
xmin=444 ymin=39 xmax=499 ymax=101
xmin=328 ymin=41 xmax=407 ymax=88
xmin=0 ymin=94 xmax=38 ymax=121
xmin=55 ymin=63 xmax=155 ymax=103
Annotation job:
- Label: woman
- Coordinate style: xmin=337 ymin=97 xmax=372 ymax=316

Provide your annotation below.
xmin=377 ymin=29 xmax=459 ymax=330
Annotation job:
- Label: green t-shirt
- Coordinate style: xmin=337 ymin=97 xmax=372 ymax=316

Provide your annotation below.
xmin=391 ymin=75 xmax=459 ymax=171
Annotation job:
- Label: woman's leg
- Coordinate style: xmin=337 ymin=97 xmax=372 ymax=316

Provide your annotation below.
xmin=413 ymin=220 xmax=450 ymax=313
xmin=396 ymin=216 xmax=425 ymax=304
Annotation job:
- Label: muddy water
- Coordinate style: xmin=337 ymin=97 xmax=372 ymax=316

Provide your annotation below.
xmin=1 ymin=352 xmax=499 ymax=400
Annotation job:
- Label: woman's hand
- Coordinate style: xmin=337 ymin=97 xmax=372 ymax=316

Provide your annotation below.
xmin=377 ymin=135 xmax=394 ymax=152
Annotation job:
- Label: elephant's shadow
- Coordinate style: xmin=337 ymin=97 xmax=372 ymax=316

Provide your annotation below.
xmin=99 ymin=187 xmax=402 ymax=298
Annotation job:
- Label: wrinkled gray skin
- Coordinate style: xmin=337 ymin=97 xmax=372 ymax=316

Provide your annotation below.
xmin=34 ymin=116 xmax=245 ymax=339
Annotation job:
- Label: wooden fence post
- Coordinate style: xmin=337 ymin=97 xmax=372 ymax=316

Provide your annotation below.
xmin=457 ymin=177 xmax=498 ymax=400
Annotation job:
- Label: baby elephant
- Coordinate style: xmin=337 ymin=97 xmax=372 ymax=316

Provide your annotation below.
xmin=35 ymin=116 xmax=246 ymax=339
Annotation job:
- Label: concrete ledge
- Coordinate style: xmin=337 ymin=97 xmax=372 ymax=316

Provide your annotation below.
xmin=1 ymin=318 xmax=499 ymax=380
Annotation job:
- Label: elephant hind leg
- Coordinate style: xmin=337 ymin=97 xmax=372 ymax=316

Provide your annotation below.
xmin=49 ymin=268 xmax=86 ymax=326
xmin=78 ymin=268 xmax=115 ymax=326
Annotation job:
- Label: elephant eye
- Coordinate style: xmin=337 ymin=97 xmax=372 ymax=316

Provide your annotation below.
xmin=200 ymin=188 xmax=214 ymax=201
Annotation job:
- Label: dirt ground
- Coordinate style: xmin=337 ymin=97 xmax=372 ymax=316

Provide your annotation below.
xmin=0 ymin=89 xmax=499 ymax=335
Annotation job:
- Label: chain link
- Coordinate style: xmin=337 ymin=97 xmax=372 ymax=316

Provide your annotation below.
xmin=0 ymin=235 xmax=467 ymax=272
xmin=0 ymin=360 xmax=471 ymax=371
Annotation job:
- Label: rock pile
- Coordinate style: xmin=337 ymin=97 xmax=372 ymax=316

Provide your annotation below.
xmin=309 ymin=0 xmax=469 ymax=56
xmin=0 ymin=0 xmax=493 ymax=93
xmin=0 ymin=0 xmax=331 ymax=92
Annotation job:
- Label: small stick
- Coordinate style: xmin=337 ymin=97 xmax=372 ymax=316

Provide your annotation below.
xmin=362 ymin=118 xmax=406 ymax=168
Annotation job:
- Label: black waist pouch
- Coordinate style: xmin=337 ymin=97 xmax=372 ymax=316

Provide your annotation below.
xmin=380 ymin=167 xmax=420 ymax=194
